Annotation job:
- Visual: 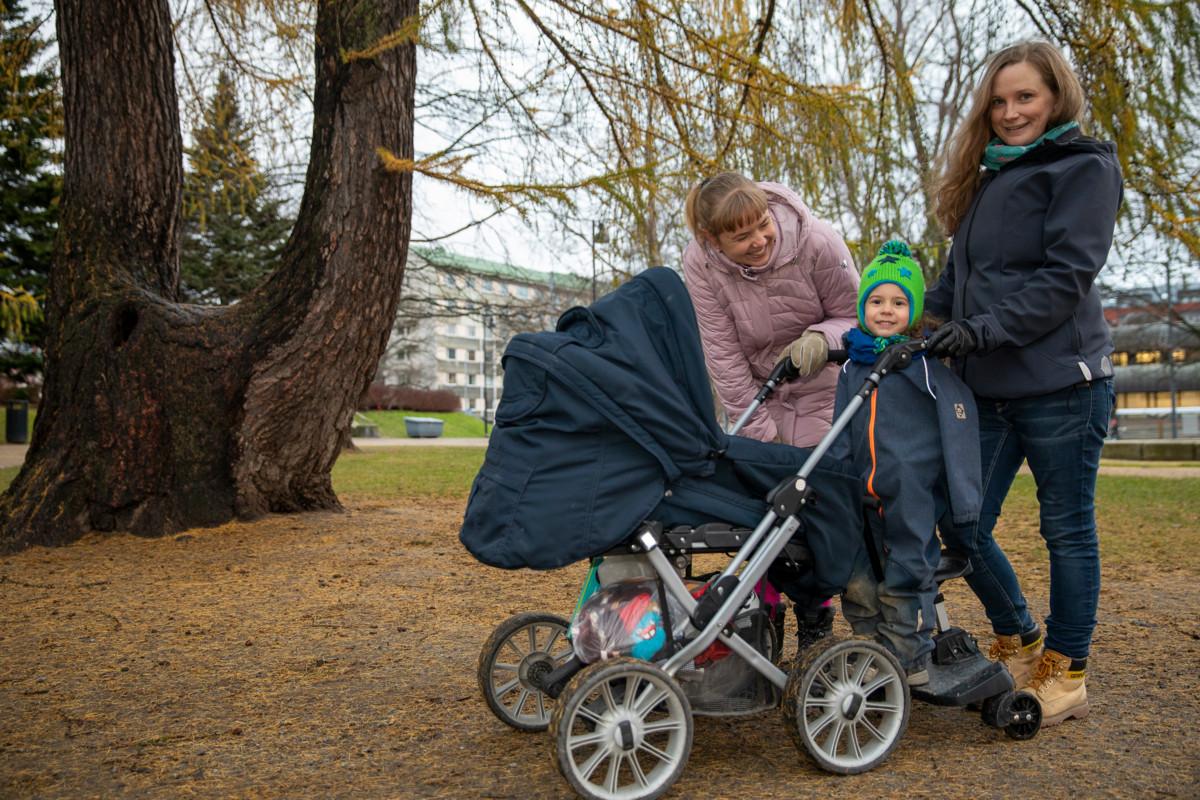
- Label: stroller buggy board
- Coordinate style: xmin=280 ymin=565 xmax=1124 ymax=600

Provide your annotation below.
xmin=461 ymin=268 xmax=1040 ymax=800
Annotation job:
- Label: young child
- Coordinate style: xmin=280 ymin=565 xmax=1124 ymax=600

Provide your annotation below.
xmin=829 ymin=241 xmax=982 ymax=685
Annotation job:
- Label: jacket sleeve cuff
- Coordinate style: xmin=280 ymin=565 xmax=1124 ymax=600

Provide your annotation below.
xmin=963 ymin=314 xmax=1006 ymax=354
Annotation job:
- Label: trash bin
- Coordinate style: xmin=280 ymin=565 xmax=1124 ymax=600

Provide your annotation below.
xmin=5 ymin=399 xmax=29 ymax=444
xmin=403 ymin=416 xmax=444 ymax=438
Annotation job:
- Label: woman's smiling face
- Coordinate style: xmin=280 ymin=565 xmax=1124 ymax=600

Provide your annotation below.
xmin=989 ymin=61 xmax=1057 ymax=147
xmin=713 ymin=212 xmax=777 ymax=267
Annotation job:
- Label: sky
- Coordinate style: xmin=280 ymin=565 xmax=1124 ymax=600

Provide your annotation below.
xmin=21 ymin=0 xmax=592 ymax=278
xmin=22 ymin=1 xmax=1191 ymax=292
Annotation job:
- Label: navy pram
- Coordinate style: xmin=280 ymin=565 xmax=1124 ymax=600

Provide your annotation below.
xmin=460 ymin=267 xmax=1040 ymax=800
xmin=460 ymin=266 xmax=862 ymax=597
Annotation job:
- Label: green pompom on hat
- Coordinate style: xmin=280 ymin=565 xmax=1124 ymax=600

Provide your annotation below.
xmin=857 ymin=240 xmax=925 ymax=330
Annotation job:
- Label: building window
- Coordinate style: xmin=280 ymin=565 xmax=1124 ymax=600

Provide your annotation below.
xmin=468 ymin=374 xmax=476 ymax=385
xmin=483 ymin=279 xmax=494 ymax=292
xmin=466 ymin=325 xmax=476 ymax=337
xmin=447 ymin=372 xmax=457 ymax=384
xmin=1134 ymin=351 xmax=1161 ymax=364
xmin=1172 ymin=348 xmax=1186 ymax=362
xmin=447 ymin=347 xmax=457 ymax=360
xmin=1113 ymin=352 xmax=1129 ymax=367
xmin=516 ymin=285 xmax=529 ymax=299
xmin=468 ymin=349 xmax=476 ymax=361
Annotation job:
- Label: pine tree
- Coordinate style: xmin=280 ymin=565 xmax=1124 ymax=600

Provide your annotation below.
xmin=180 ymin=70 xmax=291 ymax=304
xmin=0 ymin=0 xmax=61 ymax=380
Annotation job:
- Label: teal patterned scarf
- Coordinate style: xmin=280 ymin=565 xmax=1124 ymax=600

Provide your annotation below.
xmin=845 ymin=327 xmax=922 ymax=365
xmin=982 ymin=121 xmax=1078 ymax=171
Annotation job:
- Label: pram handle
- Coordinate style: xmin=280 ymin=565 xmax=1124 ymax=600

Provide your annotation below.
xmin=727 ymin=347 xmax=854 ymax=436
xmin=728 ymin=359 xmax=796 ymax=435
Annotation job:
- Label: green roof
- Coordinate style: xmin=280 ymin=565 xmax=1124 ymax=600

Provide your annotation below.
xmin=412 ymin=246 xmax=591 ymax=292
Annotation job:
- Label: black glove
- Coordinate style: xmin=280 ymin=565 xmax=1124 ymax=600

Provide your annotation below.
xmin=926 ymin=320 xmax=978 ymax=358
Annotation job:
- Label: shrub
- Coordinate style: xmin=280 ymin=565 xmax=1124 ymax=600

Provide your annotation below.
xmin=361 ymin=383 xmax=460 ymax=412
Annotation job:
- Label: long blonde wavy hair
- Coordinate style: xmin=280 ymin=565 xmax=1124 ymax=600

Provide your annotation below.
xmin=932 ymin=41 xmax=1086 ymax=234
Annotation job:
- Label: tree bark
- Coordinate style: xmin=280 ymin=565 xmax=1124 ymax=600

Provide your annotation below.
xmin=0 ymin=0 xmax=416 ymax=550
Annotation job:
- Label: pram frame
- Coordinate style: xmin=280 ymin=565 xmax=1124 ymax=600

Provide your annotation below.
xmin=630 ymin=340 xmax=924 ymax=691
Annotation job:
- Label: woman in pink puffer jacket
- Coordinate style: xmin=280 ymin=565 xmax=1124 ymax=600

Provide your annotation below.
xmin=682 ymin=173 xmax=860 ymax=447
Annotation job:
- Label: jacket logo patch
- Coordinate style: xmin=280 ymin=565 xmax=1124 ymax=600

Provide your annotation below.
xmin=954 ymin=403 xmax=967 ymax=420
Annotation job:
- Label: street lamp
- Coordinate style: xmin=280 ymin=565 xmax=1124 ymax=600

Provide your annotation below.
xmin=591 ymin=220 xmax=609 ymax=303
xmin=1165 ymin=265 xmax=1178 ymax=439
xmin=482 ymin=309 xmax=494 ymax=436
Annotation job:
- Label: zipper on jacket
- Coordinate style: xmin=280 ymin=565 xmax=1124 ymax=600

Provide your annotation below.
xmin=959 ymin=174 xmax=997 ymax=316
xmin=955 ymin=174 xmax=996 ymax=379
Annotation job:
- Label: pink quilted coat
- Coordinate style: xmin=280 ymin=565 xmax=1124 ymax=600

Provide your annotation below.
xmin=682 ymin=183 xmax=859 ymax=447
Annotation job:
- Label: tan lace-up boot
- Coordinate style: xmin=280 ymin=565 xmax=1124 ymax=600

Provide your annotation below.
xmin=988 ymin=633 xmax=1044 ymax=690
xmin=1028 ymin=649 xmax=1088 ymax=726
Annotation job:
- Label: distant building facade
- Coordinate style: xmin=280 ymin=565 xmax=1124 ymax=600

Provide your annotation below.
xmin=375 ymin=246 xmax=591 ymax=417
xmin=1107 ymin=290 xmax=1200 ymax=438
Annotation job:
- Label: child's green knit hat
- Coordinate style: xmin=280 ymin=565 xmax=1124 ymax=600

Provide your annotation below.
xmin=858 ymin=240 xmax=924 ymax=329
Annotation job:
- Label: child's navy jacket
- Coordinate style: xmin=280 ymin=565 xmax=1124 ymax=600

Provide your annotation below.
xmin=830 ymin=354 xmax=982 ymax=530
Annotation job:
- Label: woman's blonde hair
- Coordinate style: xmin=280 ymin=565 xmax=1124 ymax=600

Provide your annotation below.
xmin=684 ymin=172 xmax=769 ymax=239
xmin=932 ymin=41 xmax=1085 ymax=233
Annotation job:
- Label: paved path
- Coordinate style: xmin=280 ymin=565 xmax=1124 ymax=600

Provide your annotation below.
xmin=353 ymin=437 xmax=490 ymax=448
xmin=3 ymin=439 xmax=1198 ymax=477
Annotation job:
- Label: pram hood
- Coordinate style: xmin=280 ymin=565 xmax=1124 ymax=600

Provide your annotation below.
xmin=460 ymin=267 xmax=863 ymax=592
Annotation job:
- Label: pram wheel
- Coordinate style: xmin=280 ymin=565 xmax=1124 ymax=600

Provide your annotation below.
xmin=980 ymin=690 xmax=1014 ymax=728
xmin=551 ymin=657 xmax=692 ymax=800
xmin=478 ymin=612 xmax=573 ymax=731
xmin=781 ymin=636 xmax=910 ymax=775
xmin=1003 ymin=691 xmax=1042 ymax=741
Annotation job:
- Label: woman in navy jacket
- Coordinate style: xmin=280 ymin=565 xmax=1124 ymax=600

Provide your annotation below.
xmin=925 ymin=40 xmax=1122 ymax=727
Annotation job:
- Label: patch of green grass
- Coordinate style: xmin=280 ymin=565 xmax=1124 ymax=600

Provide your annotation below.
xmin=0 ymin=447 xmax=486 ymax=501
xmin=356 ymin=410 xmax=486 ymax=438
xmin=332 ymin=446 xmax=484 ymax=499
xmin=994 ymin=474 xmax=1200 ymax=574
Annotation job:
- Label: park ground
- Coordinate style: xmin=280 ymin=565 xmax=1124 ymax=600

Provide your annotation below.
xmin=1 ymin=446 xmax=1198 ymax=798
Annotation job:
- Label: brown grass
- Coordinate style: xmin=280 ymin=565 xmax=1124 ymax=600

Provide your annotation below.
xmin=1 ymin=482 xmax=1197 ymax=798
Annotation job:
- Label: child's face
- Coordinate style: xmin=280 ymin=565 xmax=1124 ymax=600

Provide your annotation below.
xmin=712 ymin=212 xmax=777 ymax=268
xmin=864 ymin=283 xmax=910 ymax=337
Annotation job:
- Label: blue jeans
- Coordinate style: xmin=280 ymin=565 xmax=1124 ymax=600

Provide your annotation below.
xmin=942 ymin=379 xmax=1112 ymax=660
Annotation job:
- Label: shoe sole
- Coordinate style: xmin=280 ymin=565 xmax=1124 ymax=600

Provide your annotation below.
xmin=1039 ymin=701 xmax=1089 ymax=727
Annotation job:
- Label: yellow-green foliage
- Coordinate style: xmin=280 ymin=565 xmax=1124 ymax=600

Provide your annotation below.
xmin=0 ymin=288 xmax=38 ymax=340
xmin=175 ymin=0 xmax=1197 ymax=281
xmin=1039 ymin=0 xmax=1200 ymax=262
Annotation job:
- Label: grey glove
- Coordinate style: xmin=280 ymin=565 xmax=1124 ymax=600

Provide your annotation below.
xmin=926 ymin=320 xmax=978 ymax=358
xmin=778 ymin=331 xmax=829 ymax=377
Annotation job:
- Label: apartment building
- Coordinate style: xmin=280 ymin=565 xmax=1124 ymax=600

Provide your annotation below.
xmin=1107 ymin=290 xmax=1200 ymax=438
xmin=375 ymin=246 xmax=591 ymax=416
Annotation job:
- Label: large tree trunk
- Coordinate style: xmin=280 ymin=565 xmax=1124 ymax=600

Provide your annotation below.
xmin=0 ymin=0 xmax=416 ymax=550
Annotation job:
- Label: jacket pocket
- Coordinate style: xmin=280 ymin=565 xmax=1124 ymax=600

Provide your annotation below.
xmin=494 ymin=360 xmax=546 ymax=424
xmin=459 ymin=455 xmax=535 ymax=569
